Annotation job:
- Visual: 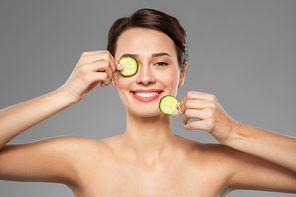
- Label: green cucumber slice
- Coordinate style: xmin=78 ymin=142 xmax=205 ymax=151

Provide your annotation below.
xmin=119 ymin=57 xmax=138 ymax=76
xmin=159 ymin=95 xmax=178 ymax=115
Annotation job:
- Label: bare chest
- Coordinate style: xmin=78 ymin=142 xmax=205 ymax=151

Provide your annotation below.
xmin=72 ymin=159 xmax=229 ymax=197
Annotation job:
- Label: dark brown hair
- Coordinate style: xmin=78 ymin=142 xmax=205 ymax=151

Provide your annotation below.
xmin=107 ymin=8 xmax=188 ymax=70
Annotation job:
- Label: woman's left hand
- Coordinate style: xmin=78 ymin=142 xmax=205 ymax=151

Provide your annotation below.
xmin=174 ymin=91 xmax=238 ymax=145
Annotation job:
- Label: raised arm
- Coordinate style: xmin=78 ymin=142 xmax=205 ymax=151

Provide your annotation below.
xmin=0 ymin=50 xmax=121 ymax=182
xmin=175 ymin=91 xmax=296 ymax=193
xmin=0 ymin=50 xmax=120 ymax=149
xmin=0 ymin=89 xmax=73 ymax=149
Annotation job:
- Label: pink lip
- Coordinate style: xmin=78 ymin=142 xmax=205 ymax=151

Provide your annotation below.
xmin=131 ymin=89 xmax=163 ymax=93
xmin=131 ymin=89 xmax=163 ymax=102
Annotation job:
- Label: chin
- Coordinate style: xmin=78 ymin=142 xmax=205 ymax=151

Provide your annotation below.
xmin=128 ymin=107 xmax=163 ymax=118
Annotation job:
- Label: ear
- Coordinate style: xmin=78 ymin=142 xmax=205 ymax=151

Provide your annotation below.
xmin=112 ymin=73 xmax=117 ymax=87
xmin=178 ymin=61 xmax=187 ymax=87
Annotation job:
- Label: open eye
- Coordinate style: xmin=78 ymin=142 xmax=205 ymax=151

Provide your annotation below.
xmin=155 ymin=62 xmax=168 ymax=67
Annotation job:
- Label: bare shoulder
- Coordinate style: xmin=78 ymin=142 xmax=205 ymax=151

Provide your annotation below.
xmin=174 ymin=136 xmax=242 ymax=195
xmin=175 ymin=135 xmax=241 ymax=170
xmin=0 ymin=135 xmax=103 ymax=157
xmin=27 ymin=135 xmax=115 ymax=164
xmin=54 ymin=135 xmax=116 ymax=157
xmin=53 ymin=135 xmax=116 ymax=149
xmin=36 ymin=135 xmax=106 ymax=151
xmin=63 ymin=135 xmax=125 ymax=162
xmin=0 ymin=135 xmax=110 ymax=184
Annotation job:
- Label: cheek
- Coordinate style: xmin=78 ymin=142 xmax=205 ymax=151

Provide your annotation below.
xmin=158 ymin=69 xmax=180 ymax=94
xmin=114 ymin=73 xmax=132 ymax=100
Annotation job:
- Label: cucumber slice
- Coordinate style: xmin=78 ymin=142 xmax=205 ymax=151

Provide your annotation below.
xmin=159 ymin=95 xmax=179 ymax=115
xmin=119 ymin=57 xmax=138 ymax=76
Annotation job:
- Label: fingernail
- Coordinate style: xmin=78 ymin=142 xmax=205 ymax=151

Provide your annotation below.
xmin=176 ymin=102 xmax=180 ymax=108
xmin=172 ymin=110 xmax=179 ymax=117
xmin=117 ymin=63 xmax=124 ymax=71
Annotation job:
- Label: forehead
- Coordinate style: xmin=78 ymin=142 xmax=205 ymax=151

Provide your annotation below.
xmin=115 ymin=28 xmax=177 ymax=59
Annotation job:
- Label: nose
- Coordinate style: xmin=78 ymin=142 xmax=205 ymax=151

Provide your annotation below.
xmin=136 ymin=64 xmax=156 ymax=86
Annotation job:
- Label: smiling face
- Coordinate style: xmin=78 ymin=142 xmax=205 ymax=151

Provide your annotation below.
xmin=113 ymin=28 xmax=186 ymax=117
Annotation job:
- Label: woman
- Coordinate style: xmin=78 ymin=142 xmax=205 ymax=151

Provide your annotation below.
xmin=0 ymin=8 xmax=295 ymax=197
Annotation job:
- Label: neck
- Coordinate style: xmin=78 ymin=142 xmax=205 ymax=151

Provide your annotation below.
xmin=122 ymin=110 xmax=178 ymax=165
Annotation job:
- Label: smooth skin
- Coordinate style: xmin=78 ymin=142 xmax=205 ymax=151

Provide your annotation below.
xmin=0 ymin=28 xmax=296 ymax=197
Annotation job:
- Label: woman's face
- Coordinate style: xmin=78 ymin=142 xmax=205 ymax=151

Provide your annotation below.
xmin=113 ymin=28 xmax=186 ymax=117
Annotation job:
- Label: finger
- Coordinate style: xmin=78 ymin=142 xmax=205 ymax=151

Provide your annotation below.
xmin=180 ymin=91 xmax=212 ymax=104
xmin=99 ymin=72 xmax=112 ymax=86
xmin=80 ymin=51 xmax=105 ymax=65
xmin=100 ymin=82 xmax=107 ymax=87
xmin=95 ymin=61 xmax=114 ymax=80
xmin=184 ymin=120 xmax=212 ymax=131
xmin=83 ymin=71 xmax=108 ymax=85
xmin=177 ymin=99 xmax=213 ymax=116
xmin=86 ymin=60 xmax=116 ymax=83
xmin=176 ymin=91 xmax=216 ymax=116
xmin=79 ymin=61 xmax=114 ymax=89
xmin=117 ymin=63 xmax=124 ymax=71
xmin=93 ymin=72 xmax=111 ymax=87
xmin=81 ymin=72 xmax=110 ymax=92
xmin=182 ymin=109 xmax=211 ymax=125
xmin=80 ymin=51 xmax=118 ymax=72
xmin=81 ymin=50 xmax=105 ymax=57
xmin=81 ymin=50 xmax=112 ymax=59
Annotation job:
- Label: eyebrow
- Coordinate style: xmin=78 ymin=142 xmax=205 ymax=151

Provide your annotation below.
xmin=119 ymin=52 xmax=171 ymax=59
xmin=120 ymin=54 xmax=139 ymax=59
xmin=152 ymin=52 xmax=171 ymax=57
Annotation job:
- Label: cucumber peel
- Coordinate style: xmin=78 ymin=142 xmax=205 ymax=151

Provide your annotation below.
xmin=119 ymin=57 xmax=138 ymax=76
xmin=159 ymin=95 xmax=178 ymax=115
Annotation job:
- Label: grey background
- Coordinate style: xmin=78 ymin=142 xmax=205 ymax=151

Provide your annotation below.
xmin=0 ymin=0 xmax=295 ymax=196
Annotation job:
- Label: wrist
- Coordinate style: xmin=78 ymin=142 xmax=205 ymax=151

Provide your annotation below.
xmin=53 ymin=85 xmax=81 ymax=105
xmin=225 ymin=121 xmax=246 ymax=147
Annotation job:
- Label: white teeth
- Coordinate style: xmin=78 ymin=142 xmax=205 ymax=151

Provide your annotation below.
xmin=135 ymin=92 xmax=159 ymax=97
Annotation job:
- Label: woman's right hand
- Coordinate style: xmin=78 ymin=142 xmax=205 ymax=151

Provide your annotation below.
xmin=60 ymin=50 xmax=123 ymax=103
